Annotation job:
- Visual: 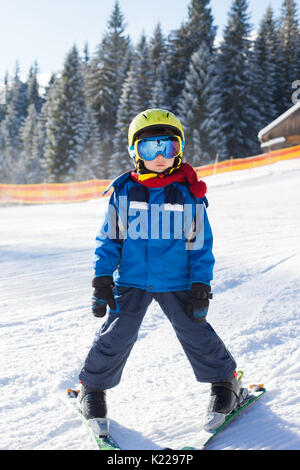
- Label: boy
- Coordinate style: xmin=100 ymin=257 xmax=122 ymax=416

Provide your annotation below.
xmin=79 ymin=109 xmax=244 ymax=432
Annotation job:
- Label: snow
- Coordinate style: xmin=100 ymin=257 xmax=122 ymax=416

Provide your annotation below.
xmin=1 ymin=158 xmax=300 ymax=450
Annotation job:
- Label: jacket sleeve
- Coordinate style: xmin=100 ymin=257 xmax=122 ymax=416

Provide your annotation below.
xmin=94 ymin=191 xmax=123 ymax=277
xmin=187 ymin=198 xmax=215 ymax=286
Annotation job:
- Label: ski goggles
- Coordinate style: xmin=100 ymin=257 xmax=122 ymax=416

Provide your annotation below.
xmin=129 ymin=135 xmax=184 ymax=161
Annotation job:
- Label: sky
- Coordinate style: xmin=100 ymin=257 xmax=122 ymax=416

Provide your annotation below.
xmin=0 ymin=0 xmax=285 ymax=86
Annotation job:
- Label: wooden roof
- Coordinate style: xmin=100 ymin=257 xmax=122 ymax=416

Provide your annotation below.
xmin=258 ymin=101 xmax=300 ymax=151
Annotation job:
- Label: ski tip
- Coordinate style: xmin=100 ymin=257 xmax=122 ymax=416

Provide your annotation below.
xmin=249 ymin=384 xmax=265 ymax=392
xmin=67 ymin=388 xmax=80 ymax=397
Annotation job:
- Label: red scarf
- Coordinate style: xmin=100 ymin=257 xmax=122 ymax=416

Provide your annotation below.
xmin=130 ymin=162 xmax=207 ymax=198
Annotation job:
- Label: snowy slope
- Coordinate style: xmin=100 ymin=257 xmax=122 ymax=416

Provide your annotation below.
xmin=0 ymin=158 xmax=300 ymax=450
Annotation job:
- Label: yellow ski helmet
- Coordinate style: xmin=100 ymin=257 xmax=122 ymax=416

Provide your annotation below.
xmin=128 ymin=108 xmax=185 ymax=148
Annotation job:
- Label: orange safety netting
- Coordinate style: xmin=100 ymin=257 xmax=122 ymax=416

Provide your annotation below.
xmin=195 ymin=144 xmax=300 ymax=178
xmin=1 ymin=145 xmax=300 ymax=204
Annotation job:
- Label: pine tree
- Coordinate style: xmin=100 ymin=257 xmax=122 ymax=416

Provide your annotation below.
xmin=85 ymin=1 xmax=130 ymax=175
xmin=75 ymin=107 xmax=105 ymax=181
xmin=178 ymin=43 xmax=227 ymax=165
xmin=31 ymin=107 xmax=47 ymax=182
xmin=43 ymin=73 xmax=56 ymax=98
xmin=27 ymin=62 xmax=43 ymax=113
xmin=150 ymin=23 xmax=167 ymax=79
xmin=109 ymin=67 xmax=140 ymax=178
xmin=217 ymin=0 xmax=258 ymax=157
xmin=277 ymin=0 xmax=300 ymax=113
xmin=20 ymin=103 xmax=43 ymax=183
xmin=44 ymin=46 xmax=87 ymax=182
xmin=166 ymin=0 xmax=217 ymax=110
xmin=166 ymin=23 xmax=190 ymax=110
xmin=250 ymin=7 xmax=279 ymax=132
xmin=150 ymin=62 xmax=172 ymax=109
xmin=1 ymin=64 xmax=27 ymax=182
xmin=0 ymin=104 xmax=5 ymax=123
xmin=186 ymin=0 xmax=217 ymax=52
xmin=83 ymin=42 xmax=90 ymax=66
xmin=0 ymin=98 xmax=23 ymax=183
xmin=10 ymin=63 xmax=28 ymax=122
xmin=0 ymin=124 xmax=4 ymax=182
xmin=149 ymin=23 xmax=171 ymax=108
xmin=134 ymin=34 xmax=154 ymax=111
xmin=81 ymin=43 xmax=92 ymax=102
xmin=0 ymin=75 xmax=6 ymax=122
xmin=1 ymin=72 xmax=9 ymax=122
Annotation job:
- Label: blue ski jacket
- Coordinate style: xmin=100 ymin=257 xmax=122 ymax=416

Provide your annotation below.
xmin=94 ymin=172 xmax=215 ymax=292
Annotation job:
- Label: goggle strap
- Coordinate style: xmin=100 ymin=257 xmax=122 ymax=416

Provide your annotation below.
xmin=128 ymin=144 xmax=135 ymax=159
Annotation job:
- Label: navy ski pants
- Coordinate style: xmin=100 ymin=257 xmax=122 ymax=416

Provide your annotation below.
xmin=79 ymin=287 xmax=236 ymax=389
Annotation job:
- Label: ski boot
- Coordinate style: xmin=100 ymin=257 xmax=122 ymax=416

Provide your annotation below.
xmin=204 ymin=372 xmax=248 ymax=432
xmin=78 ymin=384 xmax=109 ymax=437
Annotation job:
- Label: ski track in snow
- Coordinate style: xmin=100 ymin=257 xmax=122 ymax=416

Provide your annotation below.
xmin=0 ymin=159 xmax=300 ymax=450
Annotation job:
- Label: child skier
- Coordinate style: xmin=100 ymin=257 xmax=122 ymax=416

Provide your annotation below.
xmin=79 ymin=109 xmax=244 ymax=432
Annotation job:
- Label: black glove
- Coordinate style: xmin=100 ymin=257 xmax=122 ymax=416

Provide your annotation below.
xmin=186 ymin=283 xmax=213 ymax=323
xmin=92 ymin=276 xmax=117 ymax=317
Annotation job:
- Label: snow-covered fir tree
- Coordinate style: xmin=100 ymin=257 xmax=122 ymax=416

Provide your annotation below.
xmin=8 ymin=64 xmax=28 ymax=123
xmin=75 ymin=107 xmax=104 ymax=181
xmin=150 ymin=62 xmax=172 ymax=109
xmin=277 ymin=0 xmax=300 ymax=113
xmin=167 ymin=0 xmax=217 ymax=111
xmin=19 ymin=103 xmax=43 ymax=183
xmin=0 ymin=125 xmax=4 ymax=182
xmin=31 ymin=108 xmax=47 ymax=182
xmin=81 ymin=43 xmax=92 ymax=104
xmin=85 ymin=1 xmax=130 ymax=175
xmin=250 ymin=7 xmax=280 ymax=132
xmin=166 ymin=23 xmax=190 ymax=111
xmin=217 ymin=0 xmax=258 ymax=157
xmin=0 ymin=104 xmax=5 ymax=123
xmin=44 ymin=46 xmax=87 ymax=182
xmin=27 ymin=62 xmax=43 ymax=113
xmin=178 ymin=43 xmax=227 ymax=165
xmin=0 ymin=96 xmax=24 ymax=183
xmin=31 ymin=82 xmax=58 ymax=183
xmin=109 ymin=67 xmax=140 ymax=178
xmin=149 ymin=24 xmax=171 ymax=108
xmin=43 ymin=73 xmax=56 ymax=99
xmin=186 ymin=0 xmax=217 ymax=52
xmin=0 ymin=75 xmax=6 ymax=122
xmin=150 ymin=23 xmax=167 ymax=80
xmin=134 ymin=34 xmax=154 ymax=111
xmin=0 ymin=73 xmax=9 ymax=123
xmin=83 ymin=42 xmax=90 ymax=66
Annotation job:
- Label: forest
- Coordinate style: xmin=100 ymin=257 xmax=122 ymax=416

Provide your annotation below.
xmin=0 ymin=0 xmax=299 ymax=183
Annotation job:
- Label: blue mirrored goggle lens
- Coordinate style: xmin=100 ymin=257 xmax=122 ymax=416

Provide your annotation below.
xmin=137 ymin=136 xmax=180 ymax=161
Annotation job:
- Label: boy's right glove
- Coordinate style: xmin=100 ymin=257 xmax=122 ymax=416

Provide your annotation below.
xmin=186 ymin=283 xmax=213 ymax=323
xmin=92 ymin=276 xmax=117 ymax=317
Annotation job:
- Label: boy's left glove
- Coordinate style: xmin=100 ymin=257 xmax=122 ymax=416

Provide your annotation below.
xmin=186 ymin=283 xmax=213 ymax=323
xmin=92 ymin=276 xmax=117 ymax=317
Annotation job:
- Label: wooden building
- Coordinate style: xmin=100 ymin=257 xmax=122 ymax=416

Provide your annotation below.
xmin=258 ymin=101 xmax=300 ymax=152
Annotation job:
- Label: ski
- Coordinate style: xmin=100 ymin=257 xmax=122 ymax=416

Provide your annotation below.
xmin=64 ymin=376 xmax=265 ymax=451
xmin=181 ymin=383 xmax=266 ymax=450
xmin=65 ymin=389 xmax=121 ymax=450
